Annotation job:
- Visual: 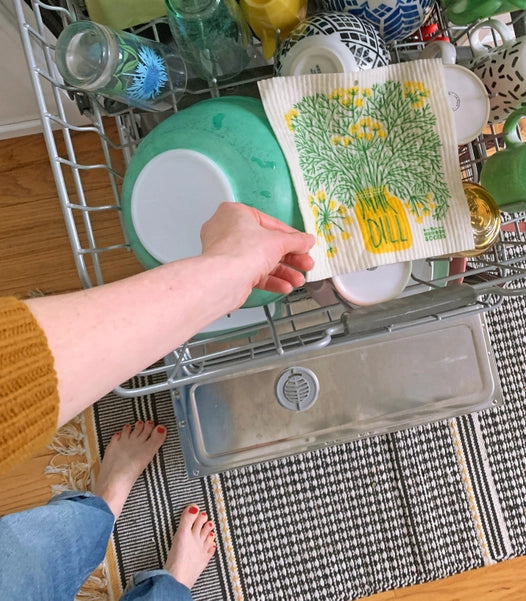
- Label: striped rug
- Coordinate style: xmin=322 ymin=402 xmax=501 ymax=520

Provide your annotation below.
xmin=79 ymin=292 xmax=526 ymax=601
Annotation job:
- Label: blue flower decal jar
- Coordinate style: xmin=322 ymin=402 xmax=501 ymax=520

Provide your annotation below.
xmin=55 ymin=21 xmax=187 ymax=111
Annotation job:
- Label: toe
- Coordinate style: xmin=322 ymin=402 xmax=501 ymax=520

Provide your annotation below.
xmin=201 ymin=521 xmax=214 ymax=541
xmin=192 ymin=511 xmax=208 ymax=535
xmin=149 ymin=425 xmax=167 ymax=447
xmin=131 ymin=421 xmax=144 ymax=437
xmin=107 ymin=431 xmax=121 ymax=448
xmin=179 ymin=505 xmax=200 ymax=531
xmin=140 ymin=420 xmax=155 ymax=439
xmin=207 ymin=541 xmax=217 ymax=556
xmin=120 ymin=424 xmax=132 ymax=439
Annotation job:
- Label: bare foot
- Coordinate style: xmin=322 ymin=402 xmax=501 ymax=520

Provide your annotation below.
xmin=93 ymin=421 xmax=167 ymax=519
xmin=164 ymin=505 xmax=216 ymax=589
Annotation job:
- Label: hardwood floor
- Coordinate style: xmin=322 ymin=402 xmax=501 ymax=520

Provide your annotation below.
xmin=1 ymin=128 xmax=526 ymax=600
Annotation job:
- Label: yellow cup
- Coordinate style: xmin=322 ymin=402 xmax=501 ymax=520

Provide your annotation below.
xmin=239 ymin=0 xmax=307 ymax=59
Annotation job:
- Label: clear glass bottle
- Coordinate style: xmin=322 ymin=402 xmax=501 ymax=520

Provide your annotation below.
xmin=55 ymin=21 xmax=187 ymax=111
xmin=165 ymin=0 xmax=253 ymax=82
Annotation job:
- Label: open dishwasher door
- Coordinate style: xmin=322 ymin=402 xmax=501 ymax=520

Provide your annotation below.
xmin=174 ymin=312 xmax=502 ymax=477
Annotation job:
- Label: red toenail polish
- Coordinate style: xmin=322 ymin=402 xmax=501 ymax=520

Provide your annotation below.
xmin=147 ymin=420 xmax=153 ymax=424
xmin=189 ymin=506 xmax=199 ymax=514
xmin=208 ymin=522 xmax=213 ymax=528
xmin=157 ymin=426 xmax=166 ymax=433
xmin=137 ymin=421 xmax=143 ymax=425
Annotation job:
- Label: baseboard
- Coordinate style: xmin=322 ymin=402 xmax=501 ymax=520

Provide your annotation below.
xmin=0 ymin=118 xmax=46 ymax=140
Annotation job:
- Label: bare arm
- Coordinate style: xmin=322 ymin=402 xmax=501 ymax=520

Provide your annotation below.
xmin=25 ymin=203 xmax=315 ymax=426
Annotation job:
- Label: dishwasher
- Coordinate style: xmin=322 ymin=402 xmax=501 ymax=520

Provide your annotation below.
xmin=13 ymin=0 xmax=526 ymax=476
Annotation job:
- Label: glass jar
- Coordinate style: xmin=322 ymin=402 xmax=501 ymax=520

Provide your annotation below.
xmin=55 ymin=21 xmax=187 ymax=111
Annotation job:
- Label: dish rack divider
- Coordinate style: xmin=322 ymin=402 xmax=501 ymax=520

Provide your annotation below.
xmin=13 ymin=0 xmax=526 ymax=396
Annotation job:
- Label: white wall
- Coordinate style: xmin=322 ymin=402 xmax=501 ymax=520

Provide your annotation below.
xmin=0 ymin=0 xmax=88 ymax=139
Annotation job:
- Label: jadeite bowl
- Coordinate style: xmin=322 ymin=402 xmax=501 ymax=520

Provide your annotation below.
xmin=121 ymin=96 xmax=304 ymax=308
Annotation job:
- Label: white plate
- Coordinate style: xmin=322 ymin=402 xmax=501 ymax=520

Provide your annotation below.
xmin=332 ymin=262 xmax=413 ymax=306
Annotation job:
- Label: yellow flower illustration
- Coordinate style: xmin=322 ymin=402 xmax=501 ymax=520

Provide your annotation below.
xmin=285 ymin=108 xmax=299 ymax=131
xmin=308 ymin=189 xmax=353 ymax=259
xmin=403 ymin=81 xmax=430 ymax=109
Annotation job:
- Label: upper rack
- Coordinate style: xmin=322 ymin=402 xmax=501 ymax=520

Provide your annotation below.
xmin=12 ymin=0 xmax=526 ymax=396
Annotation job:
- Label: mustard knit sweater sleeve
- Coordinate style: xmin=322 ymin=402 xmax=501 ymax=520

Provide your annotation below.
xmin=0 ymin=297 xmax=59 ymax=474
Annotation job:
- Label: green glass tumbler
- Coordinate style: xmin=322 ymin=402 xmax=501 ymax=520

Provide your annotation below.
xmin=165 ymin=0 xmax=253 ymax=82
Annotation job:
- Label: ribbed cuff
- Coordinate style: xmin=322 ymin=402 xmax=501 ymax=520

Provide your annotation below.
xmin=0 ymin=297 xmax=59 ymax=473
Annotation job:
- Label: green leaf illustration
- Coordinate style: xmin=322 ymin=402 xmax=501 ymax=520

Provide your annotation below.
xmin=286 ymin=80 xmax=451 ymax=258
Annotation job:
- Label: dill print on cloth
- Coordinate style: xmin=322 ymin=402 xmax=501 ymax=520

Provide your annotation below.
xmin=259 ymin=61 xmax=474 ymax=280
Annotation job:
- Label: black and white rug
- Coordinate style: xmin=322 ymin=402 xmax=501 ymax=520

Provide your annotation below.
xmin=88 ymin=293 xmax=526 ymax=601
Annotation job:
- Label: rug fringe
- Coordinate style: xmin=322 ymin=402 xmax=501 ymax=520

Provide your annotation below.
xmin=47 ymin=413 xmax=113 ymax=601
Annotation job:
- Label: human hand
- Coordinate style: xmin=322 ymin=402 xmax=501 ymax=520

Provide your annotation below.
xmin=201 ymin=202 xmax=315 ymax=302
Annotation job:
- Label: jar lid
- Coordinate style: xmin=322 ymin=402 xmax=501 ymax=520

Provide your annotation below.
xmin=457 ymin=182 xmax=501 ymax=257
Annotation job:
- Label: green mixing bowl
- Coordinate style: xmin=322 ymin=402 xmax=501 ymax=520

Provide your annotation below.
xmin=121 ymin=96 xmax=303 ymax=308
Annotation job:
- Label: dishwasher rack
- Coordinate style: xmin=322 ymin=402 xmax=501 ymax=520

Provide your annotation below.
xmin=14 ymin=0 xmax=526 ymax=397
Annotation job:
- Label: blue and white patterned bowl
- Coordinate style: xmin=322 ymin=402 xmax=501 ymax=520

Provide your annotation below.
xmin=274 ymin=12 xmax=390 ymax=75
xmin=317 ymin=0 xmax=435 ymax=44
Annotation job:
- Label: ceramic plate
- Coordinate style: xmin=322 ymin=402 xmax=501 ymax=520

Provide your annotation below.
xmin=332 ymin=261 xmax=413 ymax=306
xmin=121 ymin=96 xmax=304 ymax=308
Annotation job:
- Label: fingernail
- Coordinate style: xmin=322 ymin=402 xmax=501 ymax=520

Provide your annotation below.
xmin=157 ymin=426 xmax=166 ymax=433
xmin=189 ymin=506 xmax=199 ymax=514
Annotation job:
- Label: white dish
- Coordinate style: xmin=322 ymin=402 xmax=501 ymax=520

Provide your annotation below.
xmin=332 ymin=262 xmax=413 ymax=306
xmin=278 ymin=33 xmax=360 ymax=75
xmin=195 ymin=304 xmax=276 ymax=339
xmin=443 ymin=64 xmax=490 ymax=144
xmin=131 ymin=149 xmax=234 ymax=264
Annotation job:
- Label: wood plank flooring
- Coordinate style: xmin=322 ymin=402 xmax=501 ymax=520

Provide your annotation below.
xmin=1 ymin=126 xmax=526 ymax=600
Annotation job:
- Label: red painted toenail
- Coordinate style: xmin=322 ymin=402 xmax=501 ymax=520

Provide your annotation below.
xmin=157 ymin=426 xmax=166 ymax=433
xmin=189 ymin=506 xmax=199 ymax=514
xmin=147 ymin=420 xmax=153 ymax=424
xmin=137 ymin=420 xmax=143 ymax=424
xmin=208 ymin=522 xmax=213 ymax=528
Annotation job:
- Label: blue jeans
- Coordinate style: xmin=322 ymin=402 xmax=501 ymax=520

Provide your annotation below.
xmin=0 ymin=491 xmax=192 ymax=601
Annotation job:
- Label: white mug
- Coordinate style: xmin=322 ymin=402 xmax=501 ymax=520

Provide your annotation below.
xmin=468 ymin=19 xmax=526 ymax=123
xmin=420 ymin=41 xmax=490 ymax=144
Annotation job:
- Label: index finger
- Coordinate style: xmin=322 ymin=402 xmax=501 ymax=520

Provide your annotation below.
xmin=249 ymin=206 xmax=305 ymax=235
